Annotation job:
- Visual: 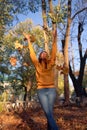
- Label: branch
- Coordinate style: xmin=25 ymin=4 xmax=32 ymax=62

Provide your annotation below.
xmin=78 ymin=22 xmax=83 ymax=59
xmin=72 ymin=7 xmax=87 ymax=20
xmin=78 ymin=49 xmax=87 ymax=83
xmin=69 ymin=62 xmax=76 ymax=83
xmin=42 ymin=0 xmax=48 ymax=29
xmin=43 ymin=30 xmax=50 ymax=54
xmin=84 ymin=49 xmax=87 ymax=59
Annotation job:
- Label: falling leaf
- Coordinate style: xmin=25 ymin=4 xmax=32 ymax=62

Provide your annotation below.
xmin=23 ymin=62 xmax=29 ymax=66
xmin=9 ymin=56 xmax=17 ymax=66
xmin=60 ymin=67 xmax=69 ymax=74
xmin=23 ymin=34 xmax=36 ymax=42
xmin=15 ymin=40 xmax=23 ymax=50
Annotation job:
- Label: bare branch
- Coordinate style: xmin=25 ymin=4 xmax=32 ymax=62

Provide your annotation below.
xmin=72 ymin=7 xmax=87 ymax=20
xmin=84 ymin=49 xmax=87 ymax=59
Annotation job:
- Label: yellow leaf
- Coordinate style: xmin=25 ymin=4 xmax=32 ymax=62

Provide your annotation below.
xmin=15 ymin=40 xmax=23 ymax=49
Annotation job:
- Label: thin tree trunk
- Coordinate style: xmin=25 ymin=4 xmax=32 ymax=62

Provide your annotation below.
xmin=48 ymin=0 xmax=58 ymax=91
xmin=69 ymin=22 xmax=87 ymax=106
xmin=63 ymin=0 xmax=72 ymax=105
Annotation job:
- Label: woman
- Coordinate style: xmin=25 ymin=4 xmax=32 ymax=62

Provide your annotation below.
xmin=23 ymin=32 xmax=59 ymax=130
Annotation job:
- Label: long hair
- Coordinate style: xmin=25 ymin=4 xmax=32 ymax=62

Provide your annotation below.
xmin=38 ymin=51 xmax=47 ymax=63
xmin=38 ymin=51 xmax=48 ymax=69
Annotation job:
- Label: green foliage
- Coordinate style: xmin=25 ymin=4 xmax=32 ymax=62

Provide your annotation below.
xmin=0 ymin=0 xmax=38 ymax=41
xmin=0 ymin=95 xmax=3 ymax=101
xmin=2 ymin=19 xmax=46 ymax=97
xmin=0 ymin=0 xmax=13 ymax=40
xmin=1 ymin=0 xmax=45 ymax=97
xmin=0 ymin=102 xmax=4 ymax=112
xmin=2 ymin=91 xmax=9 ymax=102
xmin=13 ymin=19 xmax=33 ymax=36
xmin=0 ymin=44 xmax=11 ymax=75
xmin=28 ymin=0 xmax=40 ymax=13
xmin=0 ymin=0 xmax=68 ymax=100
xmin=58 ymin=74 xmax=64 ymax=95
xmin=0 ymin=66 xmax=10 ymax=75
xmin=5 ymin=19 xmax=49 ymax=49
xmin=48 ymin=4 xmax=67 ymax=24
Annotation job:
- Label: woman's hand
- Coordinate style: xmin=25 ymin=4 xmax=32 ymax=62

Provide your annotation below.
xmin=23 ymin=32 xmax=36 ymax=42
xmin=23 ymin=32 xmax=31 ymax=41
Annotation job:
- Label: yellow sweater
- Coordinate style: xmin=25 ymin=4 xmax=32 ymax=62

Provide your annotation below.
xmin=28 ymin=41 xmax=57 ymax=89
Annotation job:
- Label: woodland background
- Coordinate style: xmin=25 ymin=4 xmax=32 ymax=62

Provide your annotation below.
xmin=0 ymin=0 xmax=87 ymax=130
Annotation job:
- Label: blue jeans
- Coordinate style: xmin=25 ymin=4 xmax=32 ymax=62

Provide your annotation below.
xmin=37 ymin=88 xmax=59 ymax=130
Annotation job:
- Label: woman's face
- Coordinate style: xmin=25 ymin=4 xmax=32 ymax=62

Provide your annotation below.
xmin=39 ymin=51 xmax=49 ymax=62
xmin=40 ymin=51 xmax=48 ymax=59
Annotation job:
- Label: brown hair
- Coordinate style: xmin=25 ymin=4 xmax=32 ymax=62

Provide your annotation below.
xmin=38 ymin=51 xmax=48 ymax=63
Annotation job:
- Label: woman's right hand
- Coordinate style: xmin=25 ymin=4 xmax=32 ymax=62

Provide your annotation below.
xmin=23 ymin=32 xmax=31 ymax=41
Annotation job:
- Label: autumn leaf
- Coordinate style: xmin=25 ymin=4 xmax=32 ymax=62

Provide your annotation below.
xmin=15 ymin=40 xmax=23 ymax=50
xmin=61 ymin=67 xmax=69 ymax=74
xmin=23 ymin=33 xmax=36 ymax=42
xmin=56 ymin=52 xmax=64 ymax=66
xmin=23 ymin=62 xmax=29 ymax=66
xmin=9 ymin=56 xmax=17 ymax=66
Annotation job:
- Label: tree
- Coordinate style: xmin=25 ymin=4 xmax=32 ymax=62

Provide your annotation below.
xmin=3 ymin=19 xmax=52 ymax=101
xmin=59 ymin=0 xmax=87 ymax=105
xmin=68 ymin=1 xmax=87 ymax=105
xmin=1 ymin=0 xmax=87 ymax=105
xmin=62 ymin=0 xmax=71 ymax=105
xmin=0 ymin=0 xmax=71 ymax=103
xmin=0 ymin=0 xmax=13 ymax=41
xmin=69 ymin=22 xmax=87 ymax=100
xmin=5 ymin=0 xmax=60 ymax=101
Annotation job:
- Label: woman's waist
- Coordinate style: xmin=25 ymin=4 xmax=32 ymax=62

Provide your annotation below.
xmin=37 ymin=84 xmax=55 ymax=89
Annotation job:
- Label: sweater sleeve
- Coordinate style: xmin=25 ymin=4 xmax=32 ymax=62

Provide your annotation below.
xmin=50 ymin=29 xmax=57 ymax=65
xmin=28 ymin=40 xmax=38 ymax=66
xmin=50 ymin=41 xmax=57 ymax=65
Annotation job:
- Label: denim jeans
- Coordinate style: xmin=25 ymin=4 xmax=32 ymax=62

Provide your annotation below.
xmin=37 ymin=88 xmax=59 ymax=130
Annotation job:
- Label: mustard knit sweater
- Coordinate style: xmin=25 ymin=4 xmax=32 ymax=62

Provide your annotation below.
xmin=28 ymin=41 xmax=57 ymax=89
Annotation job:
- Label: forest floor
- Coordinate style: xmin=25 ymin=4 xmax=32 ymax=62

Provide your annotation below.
xmin=0 ymin=101 xmax=87 ymax=130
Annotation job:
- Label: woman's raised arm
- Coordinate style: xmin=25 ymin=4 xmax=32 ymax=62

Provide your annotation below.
xmin=50 ymin=30 xmax=57 ymax=64
xmin=23 ymin=33 xmax=38 ymax=65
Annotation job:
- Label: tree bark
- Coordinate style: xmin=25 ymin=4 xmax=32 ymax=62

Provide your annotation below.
xmin=62 ymin=0 xmax=72 ymax=105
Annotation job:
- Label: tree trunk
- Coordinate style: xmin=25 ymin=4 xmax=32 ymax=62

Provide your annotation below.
xmin=69 ymin=52 xmax=87 ymax=106
xmin=63 ymin=0 xmax=73 ymax=105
